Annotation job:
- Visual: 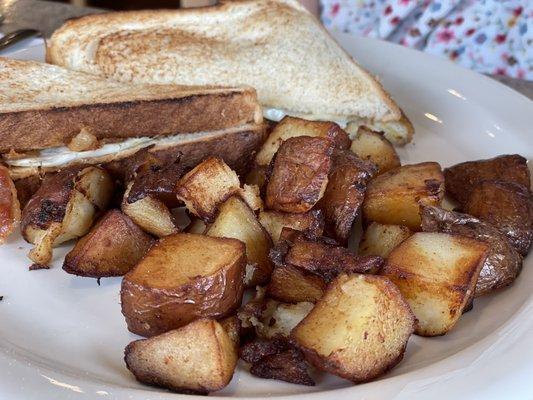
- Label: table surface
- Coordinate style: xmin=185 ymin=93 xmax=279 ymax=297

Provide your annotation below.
xmin=0 ymin=0 xmax=532 ymax=100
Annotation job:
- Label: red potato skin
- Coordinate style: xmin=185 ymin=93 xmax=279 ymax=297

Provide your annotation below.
xmin=317 ymin=149 xmax=377 ymax=245
xmin=120 ymin=251 xmax=246 ymax=337
xmin=444 ymin=154 xmax=530 ymax=206
xmin=265 ymin=136 xmax=334 ymax=213
xmin=20 ymin=166 xmax=84 ymax=238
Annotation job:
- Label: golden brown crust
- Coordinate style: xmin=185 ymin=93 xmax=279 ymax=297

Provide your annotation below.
xmin=121 ymin=234 xmax=246 ymax=337
xmin=0 ymin=91 xmax=260 ymax=152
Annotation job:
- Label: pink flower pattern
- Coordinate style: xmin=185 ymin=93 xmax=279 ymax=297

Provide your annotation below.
xmin=321 ymin=0 xmax=533 ymax=80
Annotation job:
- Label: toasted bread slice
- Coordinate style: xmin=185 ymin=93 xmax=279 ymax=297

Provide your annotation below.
xmin=292 ymin=274 xmax=415 ymax=382
xmin=121 ymin=233 xmax=246 ymax=337
xmin=47 ymin=0 xmax=401 ymax=124
xmin=363 ymin=162 xmax=444 ymax=230
xmin=381 ymin=232 xmax=488 ymax=336
xmin=0 ymin=58 xmax=261 ymax=152
xmin=350 ymin=127 xmax=400 ymax=174
xmin=0 ymin=165 xmax=20 ymax=244
xmin=258 ymin=209 xmax=324 ymax=244
xmin=207 ymin=196 xmax=273 ymax=287
xmin=358 ymin=222 xmax=411 ymax=258
xmin=125 ymin=319 xmax=237 ymax=394
xmin=176 ymin=157 xmax=241 ymax=222
xmin=421 ymin=205 xmax=523 ymax=297
xmin=63 ymin=210 xmax=154 ymax=277
xmin=266 ymin=136 xmax=334 ymax=213
xmin=255 ymin=117 xmax=350 ymax=167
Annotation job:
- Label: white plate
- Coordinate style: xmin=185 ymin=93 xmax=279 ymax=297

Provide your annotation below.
xmin=1 ymin=32 xmax=532 ymax=400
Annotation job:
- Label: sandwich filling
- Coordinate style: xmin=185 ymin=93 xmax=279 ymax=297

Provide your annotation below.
xmin=4 ymin=125 xmax=258 ymax=169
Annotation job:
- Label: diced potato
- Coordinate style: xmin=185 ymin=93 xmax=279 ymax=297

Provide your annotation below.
xmin=258 ymin=209 xmax=324 ymax=244
xmin=381 ymin=232 xmax=488 ymax=336
xmin=345 ymin=110 xmax=415 ymax=146
xmin=284 ymin=238 xmax=383 ymax=281
xmin=249 ymin=347 xmax=314 ymax=386
xmin=444 ymin=154 xmax=530 ymax=206
xmin=186 ymin=218 xmax=208 ymax=234
xmin=255 ymin=116 xmax=350 ymax=167
xmin=63 ymin=210 xmax=154 ymax=277
xmin=350 ymin=127 xmax=401 ymax=174
xmin=267 ymin=264 xmax=326 ymax=303
xmin=292 ymin=274 xmax=415 ymax=382
xmin=239 ymin=184 xmax=263 ymax=212
xmin=124 ymin=319 xmax=237 ymax=394
xmin=464 ymin=180 xmax=532 ymax=256
xmin=358 ymin=222 xmax=412 ymax=258
xmin=219 ymin=315 xmax=240 ymax=350
xmin=421 ymin=205 xmax=522 ymax=297
xmin=318 ymin=149 xmax=376 ymax=244
xmin=21 ymin=166 xmax=113 ymax=266
xmin=0 ymin=165 xmax=21 ymax=244
xmin=265 ymin=136 xmax=334 ymax=213
xmin=363 ymin=162 xmax=444 ymax=230
xmin=121 ymin=233 xmax=246 ymax=337
xmin=176 ymin=157 xmax=240 ymax=222
xmin=242 ymin=299 xmax=314 ymax=340
xmin=245 ymin=166 xmax=268 ymax=191
xmin=207 ymin=196 xmax=273 ymax=287
xmin=126 ymin=159 xmax=184 ymax=208
xmin=122 ymin=183 xmax=178 ymax=238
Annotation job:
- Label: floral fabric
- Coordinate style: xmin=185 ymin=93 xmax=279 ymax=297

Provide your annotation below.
xmin=321 ymin=0 xmax=533 ymax=80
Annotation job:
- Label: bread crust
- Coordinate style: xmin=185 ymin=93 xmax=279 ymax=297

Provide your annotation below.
xmin=0 ymin=91 xmax=261 ymax=152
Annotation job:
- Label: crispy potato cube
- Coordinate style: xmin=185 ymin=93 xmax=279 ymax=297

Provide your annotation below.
xmin=63 ymin=210 xmax=154 ymax=277
xmin=358 ymin=222 xmax=412 ymax=258
xmin=22 ymin=166 xmax=113 ymax=266
xmin=176 ymin=157 xmax=240 ymax=222
xmin=350 ymin=127 xmax=401 ymax=174
xmin=121 ymin=233 xmax=246 ymax=337
xmin=219 ymin=315 xmax=240 ymax=349
xmin=239 ymin=184 xmax=263 ymax=212
xmin=266 ymin=136 xmax=334 ymax=213
xmin=346 ymin=111 xmax=415 ymax=146
xmin=255 ymin=116 xmax=350 ymax=167
xmin=363 ymin=162 xmax=444 ymax=230
xmin=0 ymin=165 xmax=21 ymax=244
xmin=250 ymin=347 xmax=314 ymax=386
xmin=267 ymin=265 xmax=326 ymax=303
xmin=207 ymin=196 xmax=273 ymax=287
xmin=285 ymin=239 xmax=383 ymax=281
xmin=258 ymin=209 xmax=324 ymax=244
xmin=382 ymin=232 xmax=488 ymax=336
xmin=124 ymin=319 xmax=237 ymax=394
xmin=256 ymin=300 xmax=314 ymax=339
xmin=126 ymin=159 xmax=184 ymax=208
xmin=318 ymin=149 xmax=377 ymax=244
xmin=292 ymin=274 xmax=415 ymax=382
xmin=464 ymin=180 xmax=532 ymax=255
xmin=245 ymin=166 xmax=268 ymax=192
xmin=421 ymin=205 xmax=523 ymax=297
xmin=186 ymin=218 xmax=208 ymax=234
xmin=444 ymin=154 xmax=530 ymax=205
xmin=122 ymin=183 xmax=178 ymax=238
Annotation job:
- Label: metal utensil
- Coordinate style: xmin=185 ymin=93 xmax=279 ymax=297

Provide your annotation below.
xmin=0 ymin=29 xmax=43 ymax=52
